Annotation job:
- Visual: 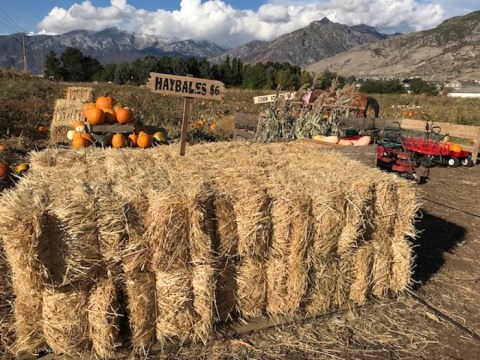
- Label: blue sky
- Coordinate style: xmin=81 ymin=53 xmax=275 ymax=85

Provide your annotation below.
xmin=0 ymin=1 xmax=478 ymax=47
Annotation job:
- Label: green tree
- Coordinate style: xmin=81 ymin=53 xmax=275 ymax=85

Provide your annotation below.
xmin=113 ymin=62 xmax=132 ymax=85
xmin=97 ymin=63 xmax=117 ymax=82
xmin=360 ymin=79 xmax=406 ymax=94
xmin=243 ymin=63 xmax=267 ymax=89
xmin=60 ymin=47 xmax=85 ymax=81
xmin=43 ymin=50 xmax=62 ymax=80
xmin=408 ymin=78 xmax=439 ymax=96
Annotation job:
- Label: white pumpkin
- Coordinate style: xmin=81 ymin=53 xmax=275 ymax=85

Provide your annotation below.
xmin=67 ymin=129 xmax=76 ymax=141
xmin=75 ymin=125 xmax=86 ymax=133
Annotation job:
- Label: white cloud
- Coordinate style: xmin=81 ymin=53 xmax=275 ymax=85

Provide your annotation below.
xmin=37 ymin=0 xmax=478 ymax=47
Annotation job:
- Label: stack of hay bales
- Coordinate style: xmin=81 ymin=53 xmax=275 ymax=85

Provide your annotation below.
xmin=49 ymin=87 xmax=93 ymax=145
xmin=0 ymin=142 xmax=419 ymax=358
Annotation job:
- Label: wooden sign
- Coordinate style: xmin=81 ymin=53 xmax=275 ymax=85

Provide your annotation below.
xmin=147 ymin=73 xmax=225 ymax=156
xmin=253 ymin=92 xmax=297 ymax=104
xmin=147 ymin=72 xmax=225 ymax=101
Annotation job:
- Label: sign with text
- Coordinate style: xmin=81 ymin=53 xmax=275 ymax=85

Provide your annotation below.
xmin=253 ymin=92 xmax=297 ymax=104
xmin=147 ymin=72 xmax=225 ymax=101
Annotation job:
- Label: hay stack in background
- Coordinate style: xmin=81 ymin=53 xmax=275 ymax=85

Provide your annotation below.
xmin=0 ymin=142 xmax=419 ymax=357
xmin=65 ymin=87 xmax=93 ymax=102
xmin=49 ymin=99 xmax=85 ymax=145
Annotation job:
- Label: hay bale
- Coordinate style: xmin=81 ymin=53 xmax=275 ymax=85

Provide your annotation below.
xmin=65 ymin=87 xmax=93 ymax=102
xmin=267 ymin=196 xmax=313 ymax=316
xmin=125 ymin=272 xmax=156 ymax=351
xmin=156 ymin=269 xmax=196 ymax=343
xmin=349 ymin=242 xmax=375 ymax=304
xmin=88 ymin=277 xmax=120 ymax=358
xmin=42 ymin=287 xmax=90 ymax=356
xmin=0 ymin=185 xmax=47 ymax=354
xmin=49 ymin=99 xmax=84 ymax=145
xmin=235 ymin=257 xmax=267 ymax=318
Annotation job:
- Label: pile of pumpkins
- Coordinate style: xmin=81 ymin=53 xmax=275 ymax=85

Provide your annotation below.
xmin=67 ymin=95 xmax=167 ymax=149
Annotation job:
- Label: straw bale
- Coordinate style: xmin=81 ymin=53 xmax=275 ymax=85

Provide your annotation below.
xmin=267 ymin=196 xmax=313 ymax=316
xmin=220 ymin=176 xmax=272 ymax=259
xmin=156 ymin=269 xmax=196 ymax=342
xmin=65 ymin=87 xmax=94 ymax=102
xmin=125 ymin=272 xmax=156 ymax=351
xmin=146 ymin=192 xmax=190 ymax=271
xmin=44 ymin=182 xmax=102 ymax=286
xmin=304 ymin=255 xmax=339 ymax=315
xmin=0 ymin=186 xmax=47 ymax=353
xmin=88 ymin=277 xmax=121 ymax=358
xmin=42 ymin=287 xmax=90 ymax=356
xmin=349 ymin=242 xmax=375 ymax=304
xmin=235 ymin=257 xmax=267 ymax=318
xmin=191 ymin=264 xmax=216 ymax=343
xmin=372 ymin=183 xmax=398 ymax=297
xmin=390 ymin=237 xmax=413 ymax=293
xmin=49 ymin=99 xmax=84 ymax=145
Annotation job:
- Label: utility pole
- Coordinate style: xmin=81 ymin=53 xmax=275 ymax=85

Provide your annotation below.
xmin=22 ymin=32 xmax=27 ymax=73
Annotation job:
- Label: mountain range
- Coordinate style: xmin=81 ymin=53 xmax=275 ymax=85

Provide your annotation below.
xmin=0 ymin=11 xmax=479 ymax=81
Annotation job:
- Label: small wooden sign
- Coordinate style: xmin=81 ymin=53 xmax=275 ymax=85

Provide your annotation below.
xmin=147 ymin=72 xmax=225 ymax=101
xmin=253 ymin=92 xmax=296 ymax=104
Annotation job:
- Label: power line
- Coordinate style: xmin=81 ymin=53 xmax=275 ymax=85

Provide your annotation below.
xmin=0 ymin=7 xmax=27 ymax=72
xmin=0 ymin=7 xmax=24 ymax=33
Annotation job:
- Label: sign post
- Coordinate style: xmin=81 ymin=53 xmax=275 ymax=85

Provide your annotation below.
xmin=253 ymin=91 xmax=297 ymax=104
xmin=147 ymin=72 xmax=225 ymax=155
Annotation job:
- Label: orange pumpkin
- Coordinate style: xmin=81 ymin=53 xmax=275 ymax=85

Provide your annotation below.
xmin=0 ymin=143 xmax=6 ymax=152
xmin=85 ymin=107 xmax=105 ymax=125
xmin=83 ymin=103 xmax=96 ymax=117
xmin=72 ymin=136 xmax=87 ymax=149
xmin=127 ymin=133 xmax=138 ymax=147
xmin=0 ymin=161 xmax=10 ymax=181
xmin=209 ymin=122 xmax=218 ymax=131
xmin=197 ymin=119 xmax=205 ymax=126
xmin=38 ymin=125 xmax=48 ymax=134
xmin=137 ymin=132 xmax=153 ymax=148
xmin=96 ymin=95 xmax=115 ymax=110
xmin=103 ymin=108 xmax=117 ymax=124
xmin=115 ymin=107 xmax=133 ymax=124
xmin=111 ymin=133 xmax=127 ymax=148
xmin=71 ymin=120 xmax=85 ymax=129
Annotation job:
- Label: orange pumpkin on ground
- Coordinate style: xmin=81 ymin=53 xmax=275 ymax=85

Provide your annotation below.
xmin=115 ymin=107 xmax=133 ymax=124
xmin=209 ymin=122 xmax=218 ymax=131
xmin=127 ymin=133 xmax=138 ymax=147
xmin=85 ymin=107 xmax=105 ymax=125
xmin=0 ymin=144 xmax=6 ymax=152
xmin=111 ymin=133 xmax=127 ymax=148
xmin=38 ymin=125 xmax=48 ymax=134
xmin=0 ymin=161 xmax=10 ymax=180
xmin=137 ymin=132 xmax=153 ymax=148
xmin=96 ymin=95 xmax=115 ymax=110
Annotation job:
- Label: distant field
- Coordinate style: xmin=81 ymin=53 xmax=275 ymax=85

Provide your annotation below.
xmin=1 ymin=76 xmax=479 ymax=145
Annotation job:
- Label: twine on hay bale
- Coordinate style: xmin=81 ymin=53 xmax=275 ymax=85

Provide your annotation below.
xmin=65 ymin=87 xmax=93 ymax=102
xmin=125 ymin=272 xmax=156 ymax=352
xmin=42 ymin=287 xmax=90 ymax=356
xmin=49 ymin=99 xmax=84 ymax=145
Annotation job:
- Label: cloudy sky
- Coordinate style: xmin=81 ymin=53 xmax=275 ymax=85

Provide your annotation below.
xmin=0 ymin=0 xmax=478 ymax=47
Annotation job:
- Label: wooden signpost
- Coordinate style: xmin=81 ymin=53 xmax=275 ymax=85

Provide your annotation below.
xmin=253 ymin=91 xmax=297 ymax=104
xmin=147 ymin=72 xmax=225 ymax=155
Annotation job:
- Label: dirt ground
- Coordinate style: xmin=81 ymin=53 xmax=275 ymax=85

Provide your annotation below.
xmin=1 ymin=149 xmax=479 ymax=360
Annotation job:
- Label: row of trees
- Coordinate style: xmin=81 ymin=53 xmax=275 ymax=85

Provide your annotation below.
xmin=43 ymin=47 xmax=438 ymax=95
